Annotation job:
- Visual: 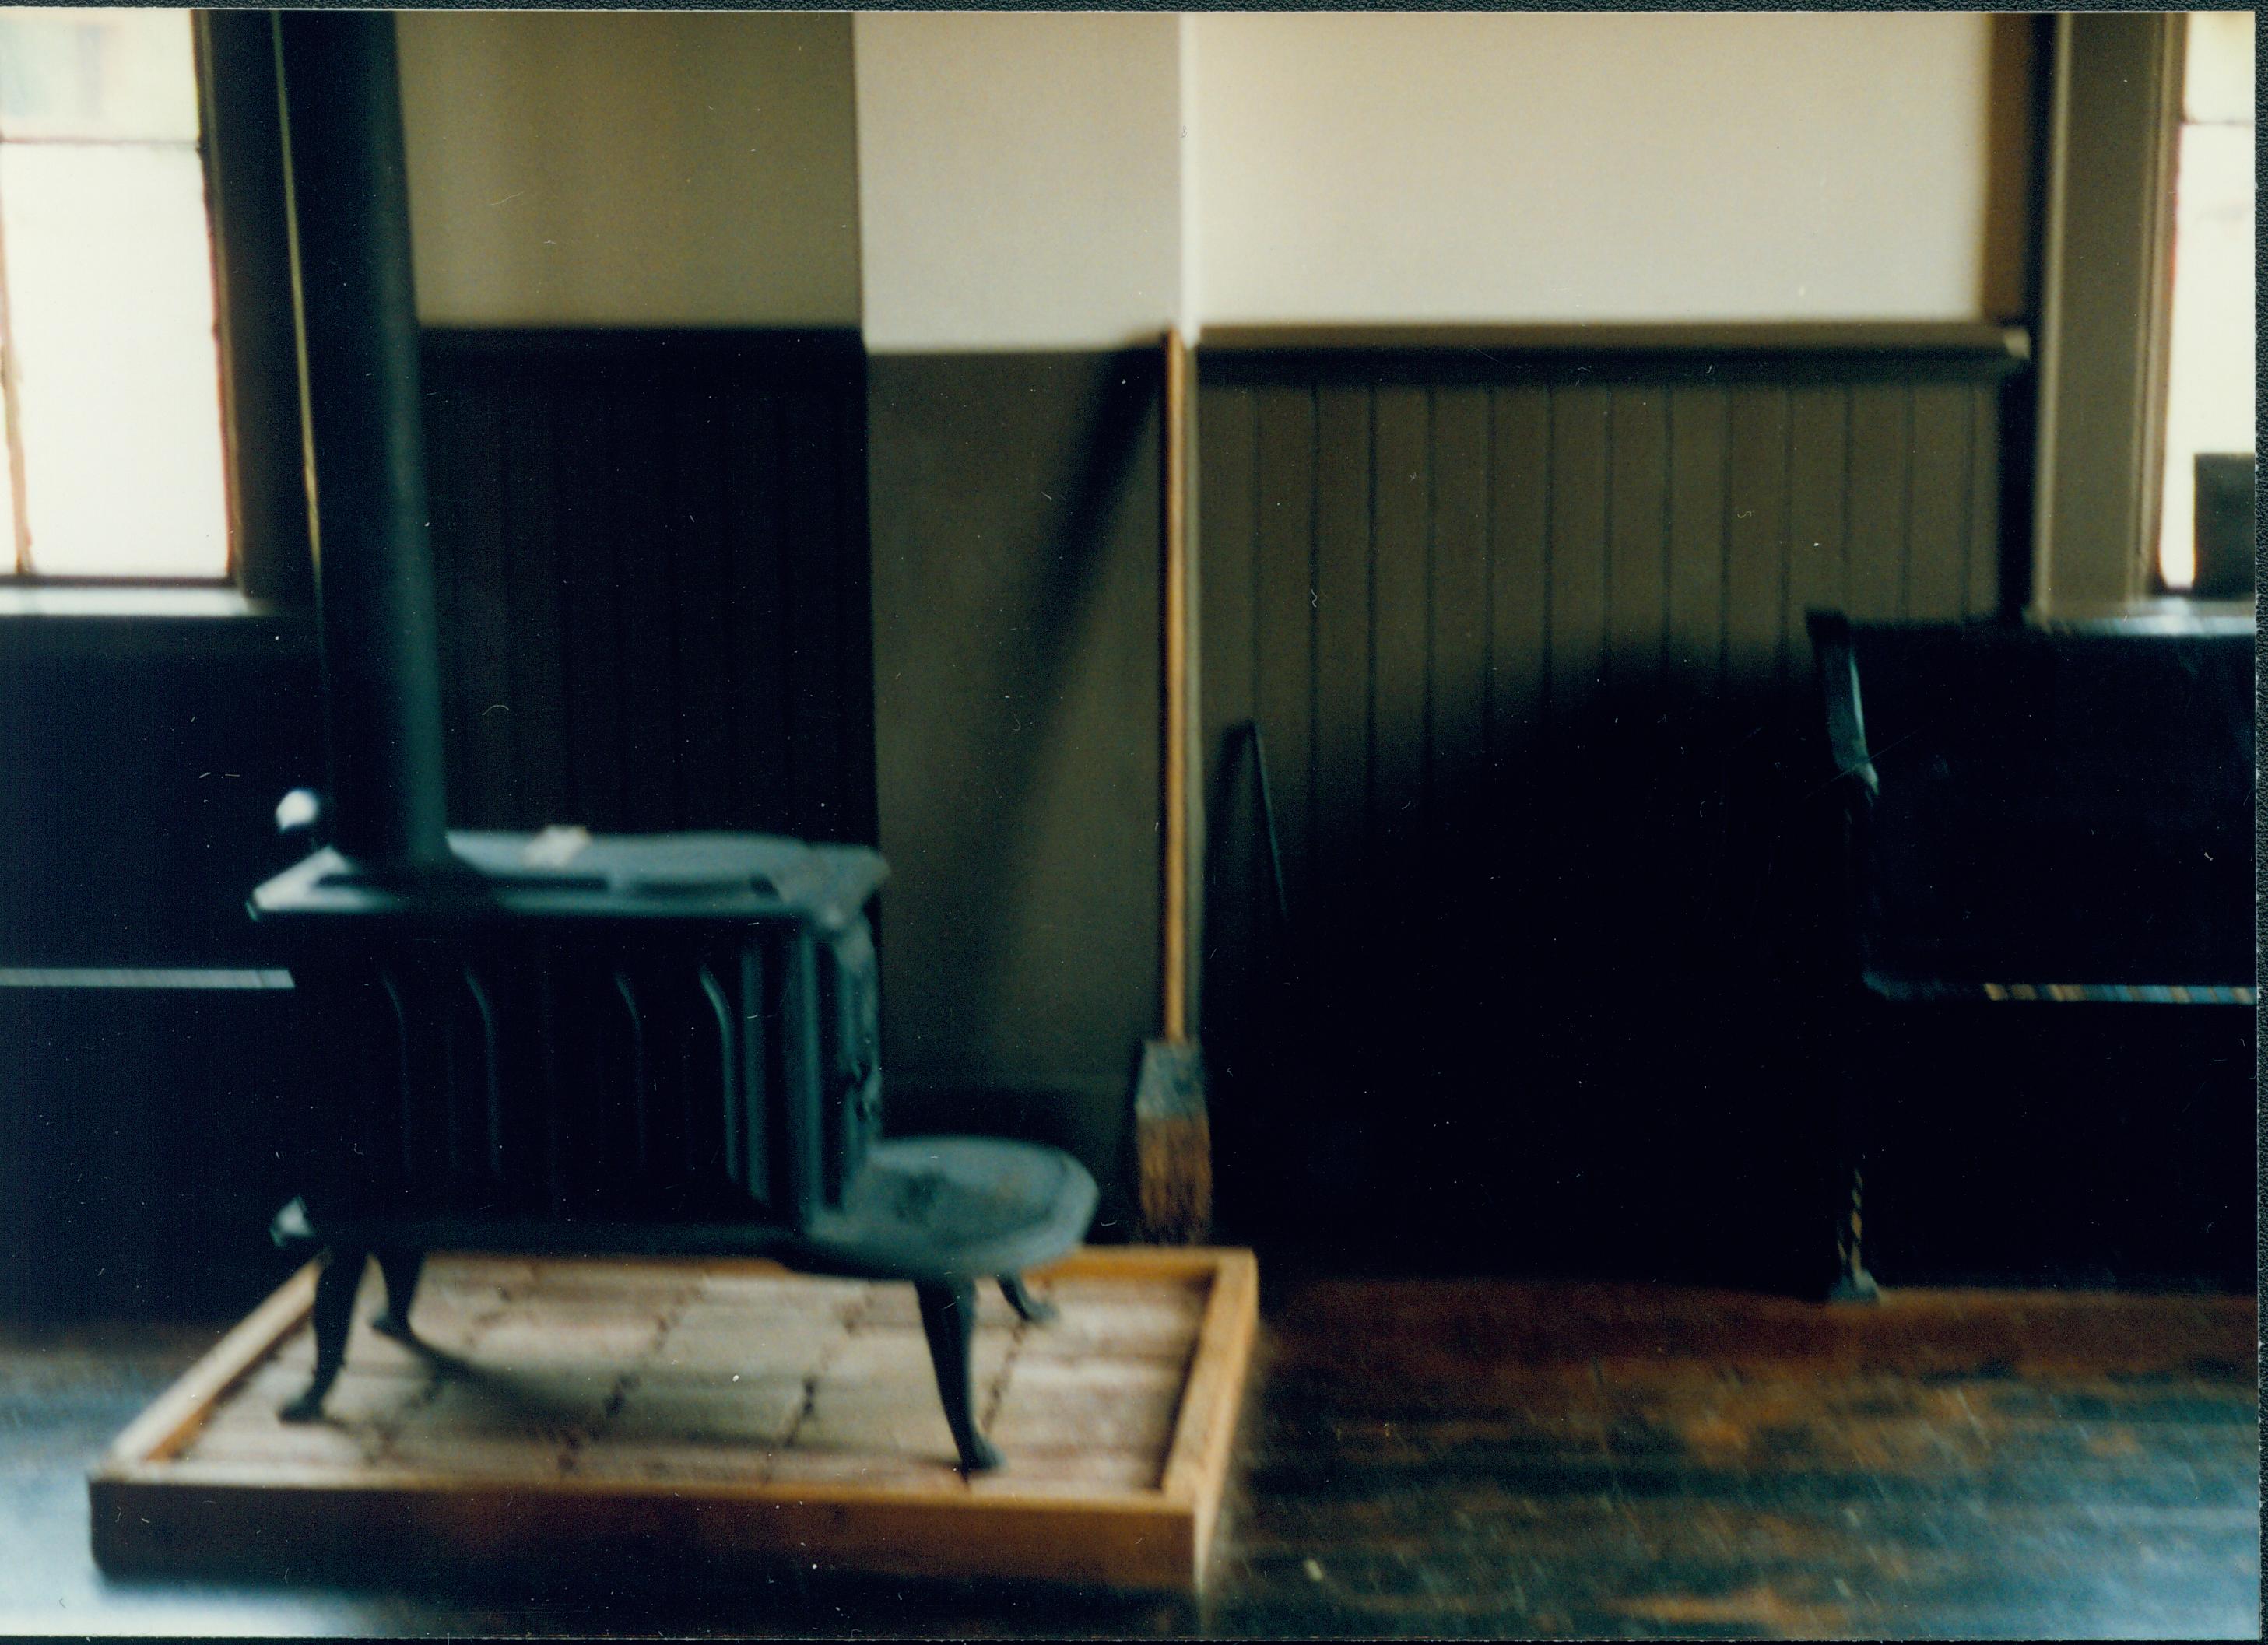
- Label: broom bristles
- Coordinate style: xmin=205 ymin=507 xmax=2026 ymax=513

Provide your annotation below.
xmin=1138 ymin=1111 xmax=1213 ymax=1245
xmin=1134 ymin=1038 xmax=1212 ymax=1244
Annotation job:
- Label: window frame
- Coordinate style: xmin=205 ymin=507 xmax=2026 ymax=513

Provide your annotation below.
xmin=2027 ymin=12 xmax=2195 ymax=618
xmin=0 ymin=10 xmax=310 ymax=608
xmin=2150 ymin=13 xmax=2253 ymax=596
xmin=198 ymin=9 xmax=311 ymax=609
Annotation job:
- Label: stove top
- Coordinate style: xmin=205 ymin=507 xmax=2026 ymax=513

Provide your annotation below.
xmin=251 ymin=829 xmax=887 ymax=932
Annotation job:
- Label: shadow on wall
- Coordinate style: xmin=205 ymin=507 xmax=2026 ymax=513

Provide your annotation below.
xmin=1189 ymin=352 xmax=2039 ymax=1288
xmin=1202 ymin=664 xmax=1843 ymax=1290
xmin=1204 ymin=654 xmax=2255 ymax=1293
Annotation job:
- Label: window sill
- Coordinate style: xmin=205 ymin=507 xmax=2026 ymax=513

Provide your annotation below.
xmin=0 ymin=582 xmax=313 ymax=662
xmin=0 ymin=582 xmax=265 ymax=619
xmin=2028 ymin=595 xmax=2252 ymax=636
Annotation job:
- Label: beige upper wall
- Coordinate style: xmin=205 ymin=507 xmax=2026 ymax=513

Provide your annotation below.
xmin=395 ymin=12 xmax=861 ymax=328
xmin=390 ymin=12 xmax=2022 ymax=336
xmin=853 ymin=13 xmax=1182 ymax=352
xmin=1192 ymin=12 xmax=2012 ymax=325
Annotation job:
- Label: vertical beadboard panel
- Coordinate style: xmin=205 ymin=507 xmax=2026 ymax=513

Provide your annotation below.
xmin=1906 ymin=384 xmax=1975 ymax=619
xmin=1372 ymin=385 xmax=1431 ymax=861
xmin=1723 ymin=386 xmax=1791 ymax=690
xmin=1191 ymin=339 xmax=2030 ymax=1264
xmin=1253 ymin=386 xmax=1318 ymax=907
xmin=1547 ymin=386 xmax=1612 ymax=738
xmin=1199 ymin=360 xmax=2016 ymax=759
xmin=552 ymin=381 xmax=623 ymax=830
xmin=609 ymin=384 xmax=683 ymax=833
xmin=1665 ymin=384 xmax=1729 ymax=701
xmin=1487 ymin=385 xmax=1552 ymax=788
xmin=452 ymin=382 xmax=514 ymax=829
xmin=1845 ymin=384 xmax=1911 ymax=623
xmin=1429 ymin=385 xmax=1490 ymax=839
xmin=1663 ymin=381 xmax=1732 ymax=934
xmin=1195 ymin=387 xmax=1259 ymax=817
xmin=423 ymin=370 xmax=471 ymax=817
xmin=1196 ymin=382 xmax=1259 ymax=1008
xmin=1606 ymin=386 xmax=1670 ymax=700
xmin=1966 ymin=384 xmax=2003 ymax=618
xmin=781 ymin=386 xmax=845 ymax=839
xmin=670 ymin=391 xmax=734 ymax=827
xmin=420 ymin=332 xmax=872 ymax=842
xmin=723 ymin=390 xmax=788 ymax=830
xmin=825 ymin=371 xmax=877 ymax=851
xmin=500 ymin=384 xmax=567 ymax=826
xmin=1785 ymin=385 xmax=1851 ymax=679
xmin=1313 ymin=385 xmax=1374 ymax=892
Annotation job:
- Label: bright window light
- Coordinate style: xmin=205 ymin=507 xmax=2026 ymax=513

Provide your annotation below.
xmin=0 ymin=8 xmax=229 ymax=580
xmin=2156 ymin=12 xmax=2255 ymax=592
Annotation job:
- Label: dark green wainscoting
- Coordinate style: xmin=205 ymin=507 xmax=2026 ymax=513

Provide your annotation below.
xmin=2 ymin=322 xmax=2237 ymax=1311
xmin=0 ymin=612 xmax=323 ymax=1315
xmin=419 ymin=328 xmax=876 ymax=844
xmin=1185 ymin=326 xmax=2200 ymax=1286
xmin=0 ymin=326 xmax=880 ymax=1317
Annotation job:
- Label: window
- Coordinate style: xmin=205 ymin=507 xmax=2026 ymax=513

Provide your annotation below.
xmin=0 ymin=8 xmax=229 ymax=579
xmin=2154 ymin=12 xmax=2253 ymax=593
xmin=2028 ymin=13 xmax=2245 ymax=614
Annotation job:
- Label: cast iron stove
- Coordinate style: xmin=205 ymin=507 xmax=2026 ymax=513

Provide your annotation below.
xmin=251 ymin=13 xmax=1094 ymax=1473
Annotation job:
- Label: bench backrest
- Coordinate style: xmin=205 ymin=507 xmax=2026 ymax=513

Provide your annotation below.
xmin=1811 ymin=614 xmax=2253 ymax=995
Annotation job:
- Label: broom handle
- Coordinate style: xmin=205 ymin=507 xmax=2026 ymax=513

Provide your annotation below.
xmin=1161 ymin=328 xmax=1190 ymax=1044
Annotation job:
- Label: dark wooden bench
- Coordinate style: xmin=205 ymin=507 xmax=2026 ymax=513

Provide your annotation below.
xmin=1809 ymin=610 xmax=2252 ymax=1296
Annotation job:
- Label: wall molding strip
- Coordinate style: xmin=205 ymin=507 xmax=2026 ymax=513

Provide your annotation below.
xmin=1197 ymin=324 xmax=2031 ymax=384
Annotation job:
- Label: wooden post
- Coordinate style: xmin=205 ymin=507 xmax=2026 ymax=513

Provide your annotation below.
xmin=1162 ymin=328 xmax=1190 ymax=1043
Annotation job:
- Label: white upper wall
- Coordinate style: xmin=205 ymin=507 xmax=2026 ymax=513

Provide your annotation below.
xmin=395 ymin=12 xmax=860 ymax=327
xmin=853 ymin=13 xmax=1182 ymax=352
xmin=1191 ymin=12 xmax=2003 ymax=325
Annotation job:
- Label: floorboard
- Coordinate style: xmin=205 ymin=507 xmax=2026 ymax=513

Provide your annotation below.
xmin=2 ymin=1278 xmax=2254 ymax=1638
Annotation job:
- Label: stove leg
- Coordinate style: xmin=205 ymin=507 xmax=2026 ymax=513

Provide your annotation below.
xmin=1828 ymin=1163 xmax=1880 ymax=1303
xmin=915 ymin=1279 xmax=1000 ymax=1472
xmin=373 ymin=1248 xmax=425 ymax=1342
xmin=998 ymin=1271 xmax=1056 ymax=1325
xmin=1825 ymin=996 xmax=1880 ymax=1305
xmin=281 ymin=1247 xmax=367 ymax=1422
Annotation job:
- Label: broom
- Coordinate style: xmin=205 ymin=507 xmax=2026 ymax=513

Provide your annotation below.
xmin=1133 ymin=327 xmax=1209 ymax=1245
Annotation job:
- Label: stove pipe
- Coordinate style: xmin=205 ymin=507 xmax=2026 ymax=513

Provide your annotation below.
xmin=277 ymin=12 xmax=451 ymax=872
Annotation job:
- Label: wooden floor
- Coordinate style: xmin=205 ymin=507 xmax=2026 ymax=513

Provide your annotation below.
xmin=2 ymin=1273 xmax=2256 ymax=1638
